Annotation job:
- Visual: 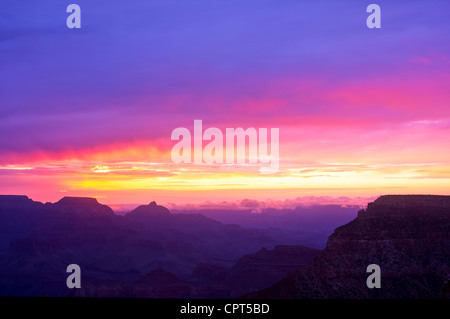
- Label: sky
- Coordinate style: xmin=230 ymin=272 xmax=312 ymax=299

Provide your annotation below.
xmin=1 ymin=0 xmax=450 ymax=207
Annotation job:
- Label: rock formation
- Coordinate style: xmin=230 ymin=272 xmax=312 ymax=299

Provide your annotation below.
xmin=249 ymin=195 xmax=450 ymax=299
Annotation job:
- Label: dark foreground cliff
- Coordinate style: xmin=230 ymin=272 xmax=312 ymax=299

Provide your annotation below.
xmin=249 ymin=195 xmax=450 ymax=299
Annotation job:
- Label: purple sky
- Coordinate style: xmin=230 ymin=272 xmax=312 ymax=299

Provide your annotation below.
xmin=1 ymin=0 xmax=448 ymax=152
xmin=1 ymin=0 xmax=450 ymax=204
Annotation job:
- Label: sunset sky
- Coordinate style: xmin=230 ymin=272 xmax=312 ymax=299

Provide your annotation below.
xmin=1 ymin=0 xmax=450 ymax=207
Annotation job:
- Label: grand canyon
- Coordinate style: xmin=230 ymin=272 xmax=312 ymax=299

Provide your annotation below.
xmin=0 ymin=194 xmax=448 ymax=298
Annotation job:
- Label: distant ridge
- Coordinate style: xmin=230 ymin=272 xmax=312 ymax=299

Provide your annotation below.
xmin=0 ymin=195 xmax=31 ymax=201
xmin=56 ymin=197 xmax=100 ymax=206
xmin=0 ymin=195 xmax=41 ymax=208
xmin=126 ymin=201 xmax=171 ymax=217
xmin=0 ymin=195 xmax=43 ymax=213
xmin=47 ymin=196 xmax=114 ymax=217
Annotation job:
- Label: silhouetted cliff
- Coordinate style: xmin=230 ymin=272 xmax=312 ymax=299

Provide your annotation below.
xmin=249 ymin=195 xmax=450 ymax=299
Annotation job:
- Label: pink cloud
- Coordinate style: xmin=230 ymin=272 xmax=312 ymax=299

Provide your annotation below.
xmin=166 ymin=195 xmax=377 ymax=211
xmin=410 ymin=56 xmax=431 ymax=64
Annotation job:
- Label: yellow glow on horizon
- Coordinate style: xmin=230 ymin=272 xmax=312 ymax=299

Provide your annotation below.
xmin=2 ymin=136 xmax=450 ymax=205
xmin=68 ymin=164 xmax=450 ymax=196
